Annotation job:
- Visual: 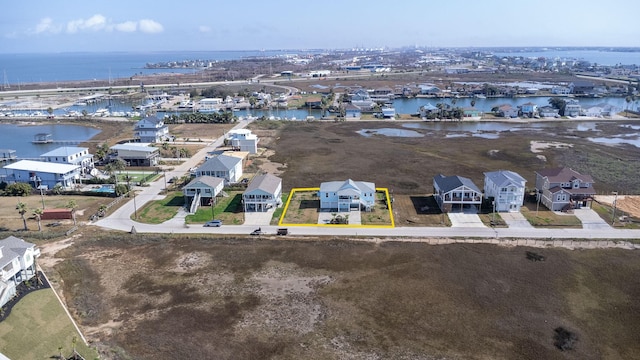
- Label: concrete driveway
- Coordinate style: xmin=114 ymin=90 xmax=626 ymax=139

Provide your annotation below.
xmin=243 ymin=209 xmax=276 ymax=226
xmin=500 ymin=212 xmax=534 ymax=229
xmin=447 ymin=212 xmax=486 ymax=228
xmin=573 ymin=208 xmax=612 ymax=229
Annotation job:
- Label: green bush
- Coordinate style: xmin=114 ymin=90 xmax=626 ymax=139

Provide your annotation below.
xmin=3 ymin=183 xmax=33 ymax=196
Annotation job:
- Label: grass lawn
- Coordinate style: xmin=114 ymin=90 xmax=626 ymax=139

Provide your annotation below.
xmin=280 ymin=190 xmax=320 ymax=225
xmin=478 ymin=212 xmax=507 ymax=227
xmin=0 ymin=289 xmax=98 ymax=359
xmin=270 ymin=192 xmax=289 ymax=225
xmin=185 ymin=191 xmax=244 ymax=225
xmin=117 ymin=171 xmax=161 ymax=185
xmin=360 ymin=192 xmax=392 ymax=226
xmin=134 ymin=191 xmax=185 ymax=224
xmin=521 ymin=203 xmax=582 ymax=228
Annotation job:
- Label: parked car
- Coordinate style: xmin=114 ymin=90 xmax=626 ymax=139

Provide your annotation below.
xmin=250 ymin=227 xmax=263 ymax=235
xmin=277 ymin=228 xmax=288 ymax=235
xmin=203 ymin=219 xmax=222 ymax=227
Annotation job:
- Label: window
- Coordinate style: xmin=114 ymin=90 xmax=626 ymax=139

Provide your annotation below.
xmin=325 ymin=193 xmax=328 ymax=198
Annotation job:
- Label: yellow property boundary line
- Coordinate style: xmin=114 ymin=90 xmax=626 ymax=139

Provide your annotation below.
xmin=278 ymin=187 xmax=395 ymax=228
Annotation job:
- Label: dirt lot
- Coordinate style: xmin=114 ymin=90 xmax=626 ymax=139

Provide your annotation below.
xmin=40 ymin=235 xmax=640 ymax=360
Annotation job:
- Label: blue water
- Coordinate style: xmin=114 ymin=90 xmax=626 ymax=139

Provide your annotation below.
xmin=491 ymin=49 xmax=640 ymax=66
xmin=0 ymin=123 xmax=100 ymax=159
xmin=0 ymin=50 xmax=296 ymax=84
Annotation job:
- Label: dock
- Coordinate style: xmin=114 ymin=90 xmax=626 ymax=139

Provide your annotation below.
xmin=32 ymin=133 xmax=53 ymax=144
xmin=0 ymin=149 xmax=17 ymax=162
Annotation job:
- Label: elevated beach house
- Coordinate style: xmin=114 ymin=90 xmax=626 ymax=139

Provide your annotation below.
xmin=535 ymin=167 xmax=595 ymax=211
xmin=319 ymin=179 xmax=376 ymax=212
xmin=183 ymin=176 xmax=224 ymax=214
xmin=196 ymin=154 xmax=243 ymax=184
xmin=40 ymin=146 xmax=94 ymax=175
xmin=109 ymin=143 xmax=159 ymax=167
xmin=134 ymin=116 xmax=170 ymax=143
xmin=4 ymin=160 xmax=80 ymax=189
xmin=225 ymin=129 xmax=259 ymax=154
xmin=483 ymin=170 xmax=527 ymax=212
xmin=433 ymin=174 xmax=483 ymax=213
xmin=243 ymin=173 xmax=282 ymax=212
xmin=0 ymin=236 xmax=40 ymax=308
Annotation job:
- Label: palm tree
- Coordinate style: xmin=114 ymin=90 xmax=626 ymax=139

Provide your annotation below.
xmin=470 ymin=100 xmax=476 ymax=108
xmin=16 ymin=202 xmax=28 ymax=231
xmin=66 ymin=200 xmax=77 ymax=226
xmin=625 ymin=96 xmax=632 ymax=116
xmin=33 ymin=208 xmax=43 ymax=231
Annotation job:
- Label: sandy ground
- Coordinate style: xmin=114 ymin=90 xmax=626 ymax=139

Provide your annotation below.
xmin=595 ymin=195 xmax=640 ymax=218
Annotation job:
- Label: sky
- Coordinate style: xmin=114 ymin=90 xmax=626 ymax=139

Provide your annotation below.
xmin=2 ymin=0 xmax=640 ymax=53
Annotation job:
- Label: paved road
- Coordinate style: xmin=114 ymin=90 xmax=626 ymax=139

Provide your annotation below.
xmin=93 ymin=117 xmax=640 ymax=242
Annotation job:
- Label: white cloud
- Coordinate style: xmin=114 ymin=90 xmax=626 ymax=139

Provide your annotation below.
xmin=199 ymin=26 xmax=212 ymax=33
xmin=139 ymin=19 xmax=164 ymax=34
xmin=67 ymin=14 xmax=107 ymax=33
xmin=115 ymin=21 xmax=137 ymax=33
xmin=34 ymin=17 xmax=62 ymax=34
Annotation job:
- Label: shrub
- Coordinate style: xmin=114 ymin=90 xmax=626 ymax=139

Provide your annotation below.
xmin=3 ymin=183 xmax=33 ymax=196
xmin=554 ymin=327 xmax=577 ymax=351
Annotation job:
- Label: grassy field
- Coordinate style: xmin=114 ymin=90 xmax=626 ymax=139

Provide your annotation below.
xmin=45 ymin=234 xmax=640 ymax=360
xmin=521 ymin=202 xmax=582 ymax=228
xmin=0 ymin=194 xmax=112 ymax=232
xmin=185 ymin=191 xmax=244 ymax=225
xmin=135 ymin=191 xmax=185 ymax=224
xmin=0 ymin=289 xmax=98 ymax=359
xmin=280 ymin=190 xmax=319 ymax=224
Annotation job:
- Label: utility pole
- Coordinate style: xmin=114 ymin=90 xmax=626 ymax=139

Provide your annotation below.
xmin=611 ymin=191 xmax=618 ymax=225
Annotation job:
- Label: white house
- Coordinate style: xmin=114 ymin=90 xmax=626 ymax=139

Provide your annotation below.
xmin=109 ymin=143 xmax=159 ymax=167
xmin=564 ymin=99 xmax=581 ymax=117
xmin=196 ymin=154 xmax=243 ymax=184
xmin=4 ymin=160 xmax=80 ymax=189
xmin=134 ymin=116 xmax=169 ymax=143
xmin=498 ymin=104 xmax=519 ymax=118
xmin=319 ymin=179 xmax=376 ymax=212
xmin=243 ymin=173 xmax=282 ymax=212
xmin=40 ymin=146 xmax=94 ymax=175
xmin=433 ymin=174 xmax=483 ymax=213
xmin=483 ymin=170 xmax=527 ymax=212
xmin=183 ymin=176 xmax=225 ymax=214
xmin=538 ymin=106 xmax=560 ymax=118
xmin=225 ymin=129 xmax=259 ymax=154
xmin=0 ymin=236 xmax=40 ymax=308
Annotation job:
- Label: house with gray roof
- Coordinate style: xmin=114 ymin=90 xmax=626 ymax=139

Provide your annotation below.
xmin=0 ymin=236 xmax=40 ymax=308
xmin=134 ymin=116 xmax=170 ymax=143
xmin=183 ymin=176 xmax=225 ymax=214
xmin=433 ymin=174 xmax=482 ymax=213
xmin=195 ymin=154 xmax=243 ymax=184
xmin=109 ymin=143 xmax=159 ymax=167
xmin=535 ymin=167 xmax=595 ymax=211
xmin=484 ymin=170 xmax=527 ymax=212
xmin=243 ymin=173 xmax=282 ymax=212
xmin=319 ymin=179 xmax=376 ymax=212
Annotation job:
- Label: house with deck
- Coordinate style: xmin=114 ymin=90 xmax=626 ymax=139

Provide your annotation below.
xmin=134 ymin=116 xmax=170 ymax=143
xmin=195 ymin=154 xmax=243 ymax=184
xmin=319 ymin=179 xmax=376 ymax=212
xmin=225 ymin=129 xmax=259 ymax=154
xmin=0 ymin=236 xmax=40 ymax=308
xmin=535 ymin=167 xmax=595 ymax=211
xmin=564 ymin=99 xmax=582 ymax=117
xmin=344 ymin=103 xmax=362 ymax=118
xmin=109 ymin=143 xmax=159 ymax=167
xmin=520 ymin=102 xmax=538 ymax=117
xmin=183 ymin=176 xmax=225 ymax=214
xmin=433 ymin=174 xmax=483 ymax=213
xmin=4 ymin=160 xmax=80 ymax=189
xmin=243 ymin=173 xmax=282 ymax=212
xmin=483 ymin=170 xmax=527 ymax=212
xmin=497 ymin=104 xmax=519 ymax=118
xmin=41 ymin=146 xmax=94 ymax=175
